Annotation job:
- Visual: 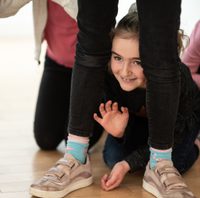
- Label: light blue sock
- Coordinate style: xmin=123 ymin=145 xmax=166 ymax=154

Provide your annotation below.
xmin=150 ymin=147 xmax=172 ymax=169
xmin=66 ymin=141 xmax=89 ymax=164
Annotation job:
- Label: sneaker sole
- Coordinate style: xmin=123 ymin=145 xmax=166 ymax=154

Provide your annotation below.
xmin=143 ymin=179 xmax=163 ymax=198
xmin=30 ymin=176 xmax=93 ymax=198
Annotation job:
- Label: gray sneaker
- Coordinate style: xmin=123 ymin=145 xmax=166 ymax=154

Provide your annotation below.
xmin=143 ymin=160 xmax=196 ymax=198
xmin=30 ymin=154 xmax=93 ymax=198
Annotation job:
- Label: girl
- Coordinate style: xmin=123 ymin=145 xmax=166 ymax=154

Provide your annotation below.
xmin=94 ymin=11 xmax=200 ymax=198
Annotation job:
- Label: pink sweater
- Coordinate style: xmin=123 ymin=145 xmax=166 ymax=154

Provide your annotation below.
xmin=182 ymin=20 xmax=200 ymax=88
xmin=44 ymin=0 xmax=78 ymax=68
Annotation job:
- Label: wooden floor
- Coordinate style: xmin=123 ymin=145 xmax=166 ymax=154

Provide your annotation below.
xmin=0 ymin=39 xmax=200 ymax=198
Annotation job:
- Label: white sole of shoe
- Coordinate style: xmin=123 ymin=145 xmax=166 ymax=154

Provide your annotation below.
xmin=29 ymin=176 xmax=93 ymax=198
xmin=143 ymin=179 xmax=163 ymax=198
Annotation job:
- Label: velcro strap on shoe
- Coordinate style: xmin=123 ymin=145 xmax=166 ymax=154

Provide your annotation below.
xmin=56 ymin=158 xmax=75 ymax=169
xmin=157 ymin=167 xmax=180 ymax=176
xmin=46 ymin=167 xmax=65 ymax=179
xmin=163 ymin=176 xmax=187 ymax=190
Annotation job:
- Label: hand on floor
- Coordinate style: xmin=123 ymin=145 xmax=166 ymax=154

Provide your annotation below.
xmin=101 ymin=160 xmax=130 ymax=191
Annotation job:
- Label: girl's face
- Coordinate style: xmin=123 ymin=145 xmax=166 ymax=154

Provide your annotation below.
xmin=111 ymin=36 xmax=146 ymax=92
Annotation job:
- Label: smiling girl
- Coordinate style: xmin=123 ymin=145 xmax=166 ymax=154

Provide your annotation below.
xmin=94 ymin=10 xmax=200 ymax=198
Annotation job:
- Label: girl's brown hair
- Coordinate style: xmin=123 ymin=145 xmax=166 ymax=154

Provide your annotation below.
xmin=178 ymin=29 xmax=189 ymax=56
xmin=111 ymin=11 xmax=189 ymax=56
xmin=111 ymin=11 xmax=139 ymax=40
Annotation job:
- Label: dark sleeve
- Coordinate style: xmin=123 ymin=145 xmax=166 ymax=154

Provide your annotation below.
xmin=178 ymin=62 xmax=200 ymax=116
xmin=124 ymin=145 xmax=150 ymax=172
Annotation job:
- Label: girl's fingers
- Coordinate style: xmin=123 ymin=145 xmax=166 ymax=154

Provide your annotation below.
xmin=93 ymin=113 xmax=102 ymax=125
xmin=105 ymin=100 xmax=112 ymax=112
xmin=99 ymin=103 xmax=106 ymax=116
xmin=112 ymin=102 xmax=118 ymax=112
xmin=106 ymin=175 xmax=118 ymax=190
xmin=101 ymin=174 xmax=109 ymax=190
xmin=106 ymin=179 xmax=121 ymax=191
xmin=105 ymin=174 xmax=117 ymax=188
xmin=121 ymin=106 xmax=128 ymax=114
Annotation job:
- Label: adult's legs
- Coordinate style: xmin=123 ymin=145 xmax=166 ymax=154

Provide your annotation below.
xmin=66 ymin=0 xmax=118 ymax=165
xmin=30 ymin=2 xmax=118 ymax=197
xmin=30 ymin=3 xmax=115 ymax=189
xmin=68 ymin=0 xmax=119 ymax=137
xmin=136 ymin=2 xmax=196 ymax=196
xmin=136 ymin=0 xmax=181 ymax=149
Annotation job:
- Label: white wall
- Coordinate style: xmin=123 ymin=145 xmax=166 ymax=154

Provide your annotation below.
xmin=181 ymin=0 xmax=200 ymax=35
xmin=117 ymin=0 xmax=200 ymax=36
xmin=0 ymin=2 xmax=33 ymax=37
xmin=0 ymin=0 xmax=199 ymax=37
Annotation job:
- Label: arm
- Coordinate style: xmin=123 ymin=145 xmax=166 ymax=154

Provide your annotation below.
xmin=0 ymin=0 xmax=31 ymax=18
xmin=93 ymin=100 xmax=129 ymax=138
xmin=124 ymin=145 xmax=149 ymax=172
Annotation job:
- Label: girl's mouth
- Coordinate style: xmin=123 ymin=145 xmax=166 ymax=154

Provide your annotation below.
xmin=121 ymin=76 xmax=136 ymax=82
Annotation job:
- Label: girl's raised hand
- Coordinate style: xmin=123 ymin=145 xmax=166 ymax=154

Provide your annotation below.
xmin=93 ymin=100 xmax=129 ymax=137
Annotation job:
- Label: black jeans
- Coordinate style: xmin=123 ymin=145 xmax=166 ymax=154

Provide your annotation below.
xmin=68 ymin=0 xmax=181 ymax=149
xmin=34 ymin=56 xmax=103 ymax=150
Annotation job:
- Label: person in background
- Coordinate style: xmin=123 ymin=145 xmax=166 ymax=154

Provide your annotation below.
xmin=93 ymin=11 xmax=199 ymax=197
xmin=182 ymin=20 xmax=200 ymax=89
xmin=0 ymin=0 xmax=103 ymax=151
xmin=181 ymin=20 xmax=200 ymax=148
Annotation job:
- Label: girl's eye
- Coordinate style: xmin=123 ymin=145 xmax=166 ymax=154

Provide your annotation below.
xmin=132 ymin=60 xmax=141 ymax=65
xmin=113 ymin=55 xmax=122 ymax=62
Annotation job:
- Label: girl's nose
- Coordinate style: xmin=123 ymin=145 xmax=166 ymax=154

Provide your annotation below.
xmin=121 ymin=62 xmax=131 ymax=76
